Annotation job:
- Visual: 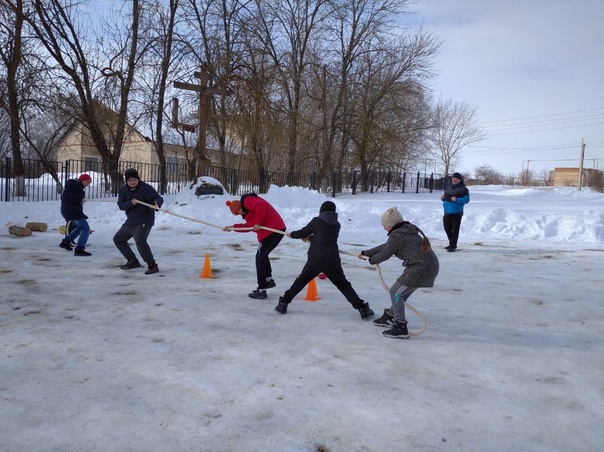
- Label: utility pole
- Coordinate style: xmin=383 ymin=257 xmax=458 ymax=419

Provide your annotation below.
xmin=173 ymin=63 xmax=231 ymax=177
xmin=524 ymin=160 xmax=531 ymax=186
xmin=578 ymin=139 xmax=585 ymax=191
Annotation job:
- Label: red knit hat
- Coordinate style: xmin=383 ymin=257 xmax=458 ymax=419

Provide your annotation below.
xmin=226 ymin=200 xmax=242 ymax=215
xmin=79 ymin=174 xmax=92 ymax=182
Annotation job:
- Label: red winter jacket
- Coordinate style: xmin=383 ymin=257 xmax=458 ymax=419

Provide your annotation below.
xmin=232 ymin=195 xmax=286 ymax=242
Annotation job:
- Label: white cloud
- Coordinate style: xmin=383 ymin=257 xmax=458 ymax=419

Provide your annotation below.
xmin=405 ymin=0 xmax=604 ymax=174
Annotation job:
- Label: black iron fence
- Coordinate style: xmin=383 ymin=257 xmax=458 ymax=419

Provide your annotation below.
xmin=1 ymin=157 xmax=445 ymax=202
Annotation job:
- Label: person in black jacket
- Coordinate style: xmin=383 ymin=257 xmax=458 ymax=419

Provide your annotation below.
xmin=113 ymin=168 xmax=164 ymax=275
xmin=59 ymin=173 xmax=92 ymax=256
xmin=274 ymin=201 xmax=374 ymax=320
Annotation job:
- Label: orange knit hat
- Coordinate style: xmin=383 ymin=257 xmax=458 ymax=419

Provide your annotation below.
xmin=226 ymin=200 xmax=242 ymax=215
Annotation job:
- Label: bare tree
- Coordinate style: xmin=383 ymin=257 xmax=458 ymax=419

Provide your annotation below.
xmin=0 ymin=0 xmax=27 ymax=194
xmin=429 ymin=98 xmax=486 ymax=176
xmin=179 ymin=0 xmax=251 ymax=171
xmin=252 ymin=0 xmax=331 ymax=174
xmin=233 ymin=20 xmax=283 ymax=175
xmin=474 ymin=164 xmax=503 ymax=185
xmin=29 ymin=0 xmax=144 ymax=193
xmin=520 ymin=168 xmax=535 ymax=186
xmin=349 ymin=30 xmax=439 ymax=190
xmin=0 ymin=106 xmax=11 ymax=161
xmin=138 ymin=0 xmax=182 ymax=192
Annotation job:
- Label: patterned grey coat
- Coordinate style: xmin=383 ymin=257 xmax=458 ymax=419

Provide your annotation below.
xmin=362 ymin=222 xmax=439 ymax=287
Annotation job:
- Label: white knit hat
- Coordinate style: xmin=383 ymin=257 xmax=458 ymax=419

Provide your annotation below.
xmin=381 ymin=207 xmax=404 ymax=227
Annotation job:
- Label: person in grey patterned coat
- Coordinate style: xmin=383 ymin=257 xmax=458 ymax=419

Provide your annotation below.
xmin=360 ymin=207 xmax=439 ymax=339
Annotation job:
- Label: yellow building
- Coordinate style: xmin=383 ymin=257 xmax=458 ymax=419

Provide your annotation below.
xmin=552 ymin=167 xmax=602 ymax=187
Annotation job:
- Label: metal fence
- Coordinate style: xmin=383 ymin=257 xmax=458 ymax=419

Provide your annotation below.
xmin=1 ymin=157 xmax=445 ymax=202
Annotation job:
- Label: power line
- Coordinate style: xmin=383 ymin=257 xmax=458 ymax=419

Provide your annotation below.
xmin=482 ymin=115 xmax=604 ymax=131
xmin=465 ymin=143 xmax=585 ymax=156
xmin=479 ymin=107 xmax=604 ymax=124
xmin=475 ymin=108 xmax=604 ymax=135
xmin=487 ymin=122 xmax=604 ymax=136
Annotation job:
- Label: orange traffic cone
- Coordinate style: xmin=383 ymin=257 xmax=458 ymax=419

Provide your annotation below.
xmin=304 ymin=278 xmax=321 ymax=302
xmin=200 ymin=253 xmax=212 ymax=279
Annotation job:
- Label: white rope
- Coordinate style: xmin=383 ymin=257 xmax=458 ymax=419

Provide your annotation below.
xmin=339 ymin=249 xmax=428 ymax=336
xmin=131 ymin=199 xmax=427 ymax=335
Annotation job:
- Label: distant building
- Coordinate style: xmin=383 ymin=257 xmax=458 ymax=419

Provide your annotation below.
xmin=551 ymin=167 xmax=602 ymax=187
xmin=54 ymin=101 xmax=250 ymax=177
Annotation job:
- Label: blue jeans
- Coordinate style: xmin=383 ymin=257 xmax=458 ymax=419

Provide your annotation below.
xmin=65 ymin=218 xmax=90 ymax=250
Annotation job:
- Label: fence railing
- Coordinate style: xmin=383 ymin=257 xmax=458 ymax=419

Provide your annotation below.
xmin=1 ymin=157 xmax=445 ymax=202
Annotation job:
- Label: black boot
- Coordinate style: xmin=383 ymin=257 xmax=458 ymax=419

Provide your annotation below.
xmin=120 ymin=258 xmax=141 ymax=270
xmin=357 ymin=302 xmax=374 ymax=320
xmin=74 ymin=248 xmax=91 ymax=256
xmin=145 ymin=261 xmax=159 ymax=275
xmin=275 ymin=297 xmax=289 ymax=314
xmin=383 ymin=321 xmax=410 ymax=339
xmin=59 ymin=240 xmax=73 ymax=251
xmin=248 ymin=289 xmax=267 ymax=299
xmin=373 ymin=308 xmax=394 ymax=327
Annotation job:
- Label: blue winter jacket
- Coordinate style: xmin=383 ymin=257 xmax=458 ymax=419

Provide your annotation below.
xmin=117 ymin=181 xmax=164 ymax=226
xmin=442 ymin=182 xmax=470 ymax=215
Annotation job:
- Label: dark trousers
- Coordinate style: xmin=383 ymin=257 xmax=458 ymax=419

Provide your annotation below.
xmin=282 ymin=262 xmax=364 ymax=309
xmin=256 ymin=232 xmax=284 ymax=288
xmin=113 ymin=223 xmax=155 ymax=264
xmin=443 ymin=213 xmax=463 ymax=248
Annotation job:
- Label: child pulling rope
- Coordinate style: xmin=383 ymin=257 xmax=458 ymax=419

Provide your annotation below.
xmin=135 ymin=199 xmax=429 ymax=335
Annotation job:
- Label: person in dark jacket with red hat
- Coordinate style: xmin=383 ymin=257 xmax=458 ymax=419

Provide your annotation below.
xmin=59 ymin=173 xmax=92 ymax=256
xmin=224 ymin=193 xmax=286 ymax=299
xmin=113 ymin=168 xmax=164 ymax=274
xmin=274 ymin=201 xmax=374 ymax=320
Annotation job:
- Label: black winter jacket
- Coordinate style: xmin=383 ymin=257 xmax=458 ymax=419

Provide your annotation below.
xmin=61 ymin=179 xmax=88 ymax=221
xmin=290 ymin=211 xmax=342 ymax=269
xmin=117 ymin=181 xmax=164 ymax=226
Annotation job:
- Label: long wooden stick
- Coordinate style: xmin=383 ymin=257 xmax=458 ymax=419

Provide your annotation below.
xmin=135 ymin=199 xmax=224 ymax=229
xmin=110 ymin=197 xmax=427 ymax=333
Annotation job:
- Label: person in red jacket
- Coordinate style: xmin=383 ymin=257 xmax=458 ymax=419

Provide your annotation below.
xmin=224 ymin=193 xmax=286 ymax=299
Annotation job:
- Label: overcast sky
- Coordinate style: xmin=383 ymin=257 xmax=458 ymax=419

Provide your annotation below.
xmin=403 ymin=0 xmax=604 ymax=176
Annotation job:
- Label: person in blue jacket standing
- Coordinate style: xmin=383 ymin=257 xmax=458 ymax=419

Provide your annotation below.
xmin=59 ymin=173 xmax=92 ymax=256
xmin=113 ymin=168 xmax=164 ymax=274
xmin=440 ymin=172 xmax=470 ymax=252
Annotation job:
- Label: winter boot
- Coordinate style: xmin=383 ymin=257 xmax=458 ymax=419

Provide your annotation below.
xmin=145 ymin=261 xmax=159 ymax=275
xmin=358 ymin=302 xmax=374 ymax=320
xmin=74 ymin=248 xmax=91 ymax=256
xmin=373 ymin=308 xmax=394 ymax=327
xmin=59 ymin=240 xmax=73 ymax=251
xmin=120 ymin=258 xmax=142 ymax=270
xmin=249 ymin=289 xmax=267 ymax=299
xmin=263 ymin=279 xmax=277 ymax=289
xmin=275 ymin=297 xmax=288 ymax=314
xmin=383 ymin=321 xmax=410 ymax=339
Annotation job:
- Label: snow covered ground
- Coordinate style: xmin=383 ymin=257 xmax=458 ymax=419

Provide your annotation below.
xmin=1 ymin=183 xmax=602 ymax=451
